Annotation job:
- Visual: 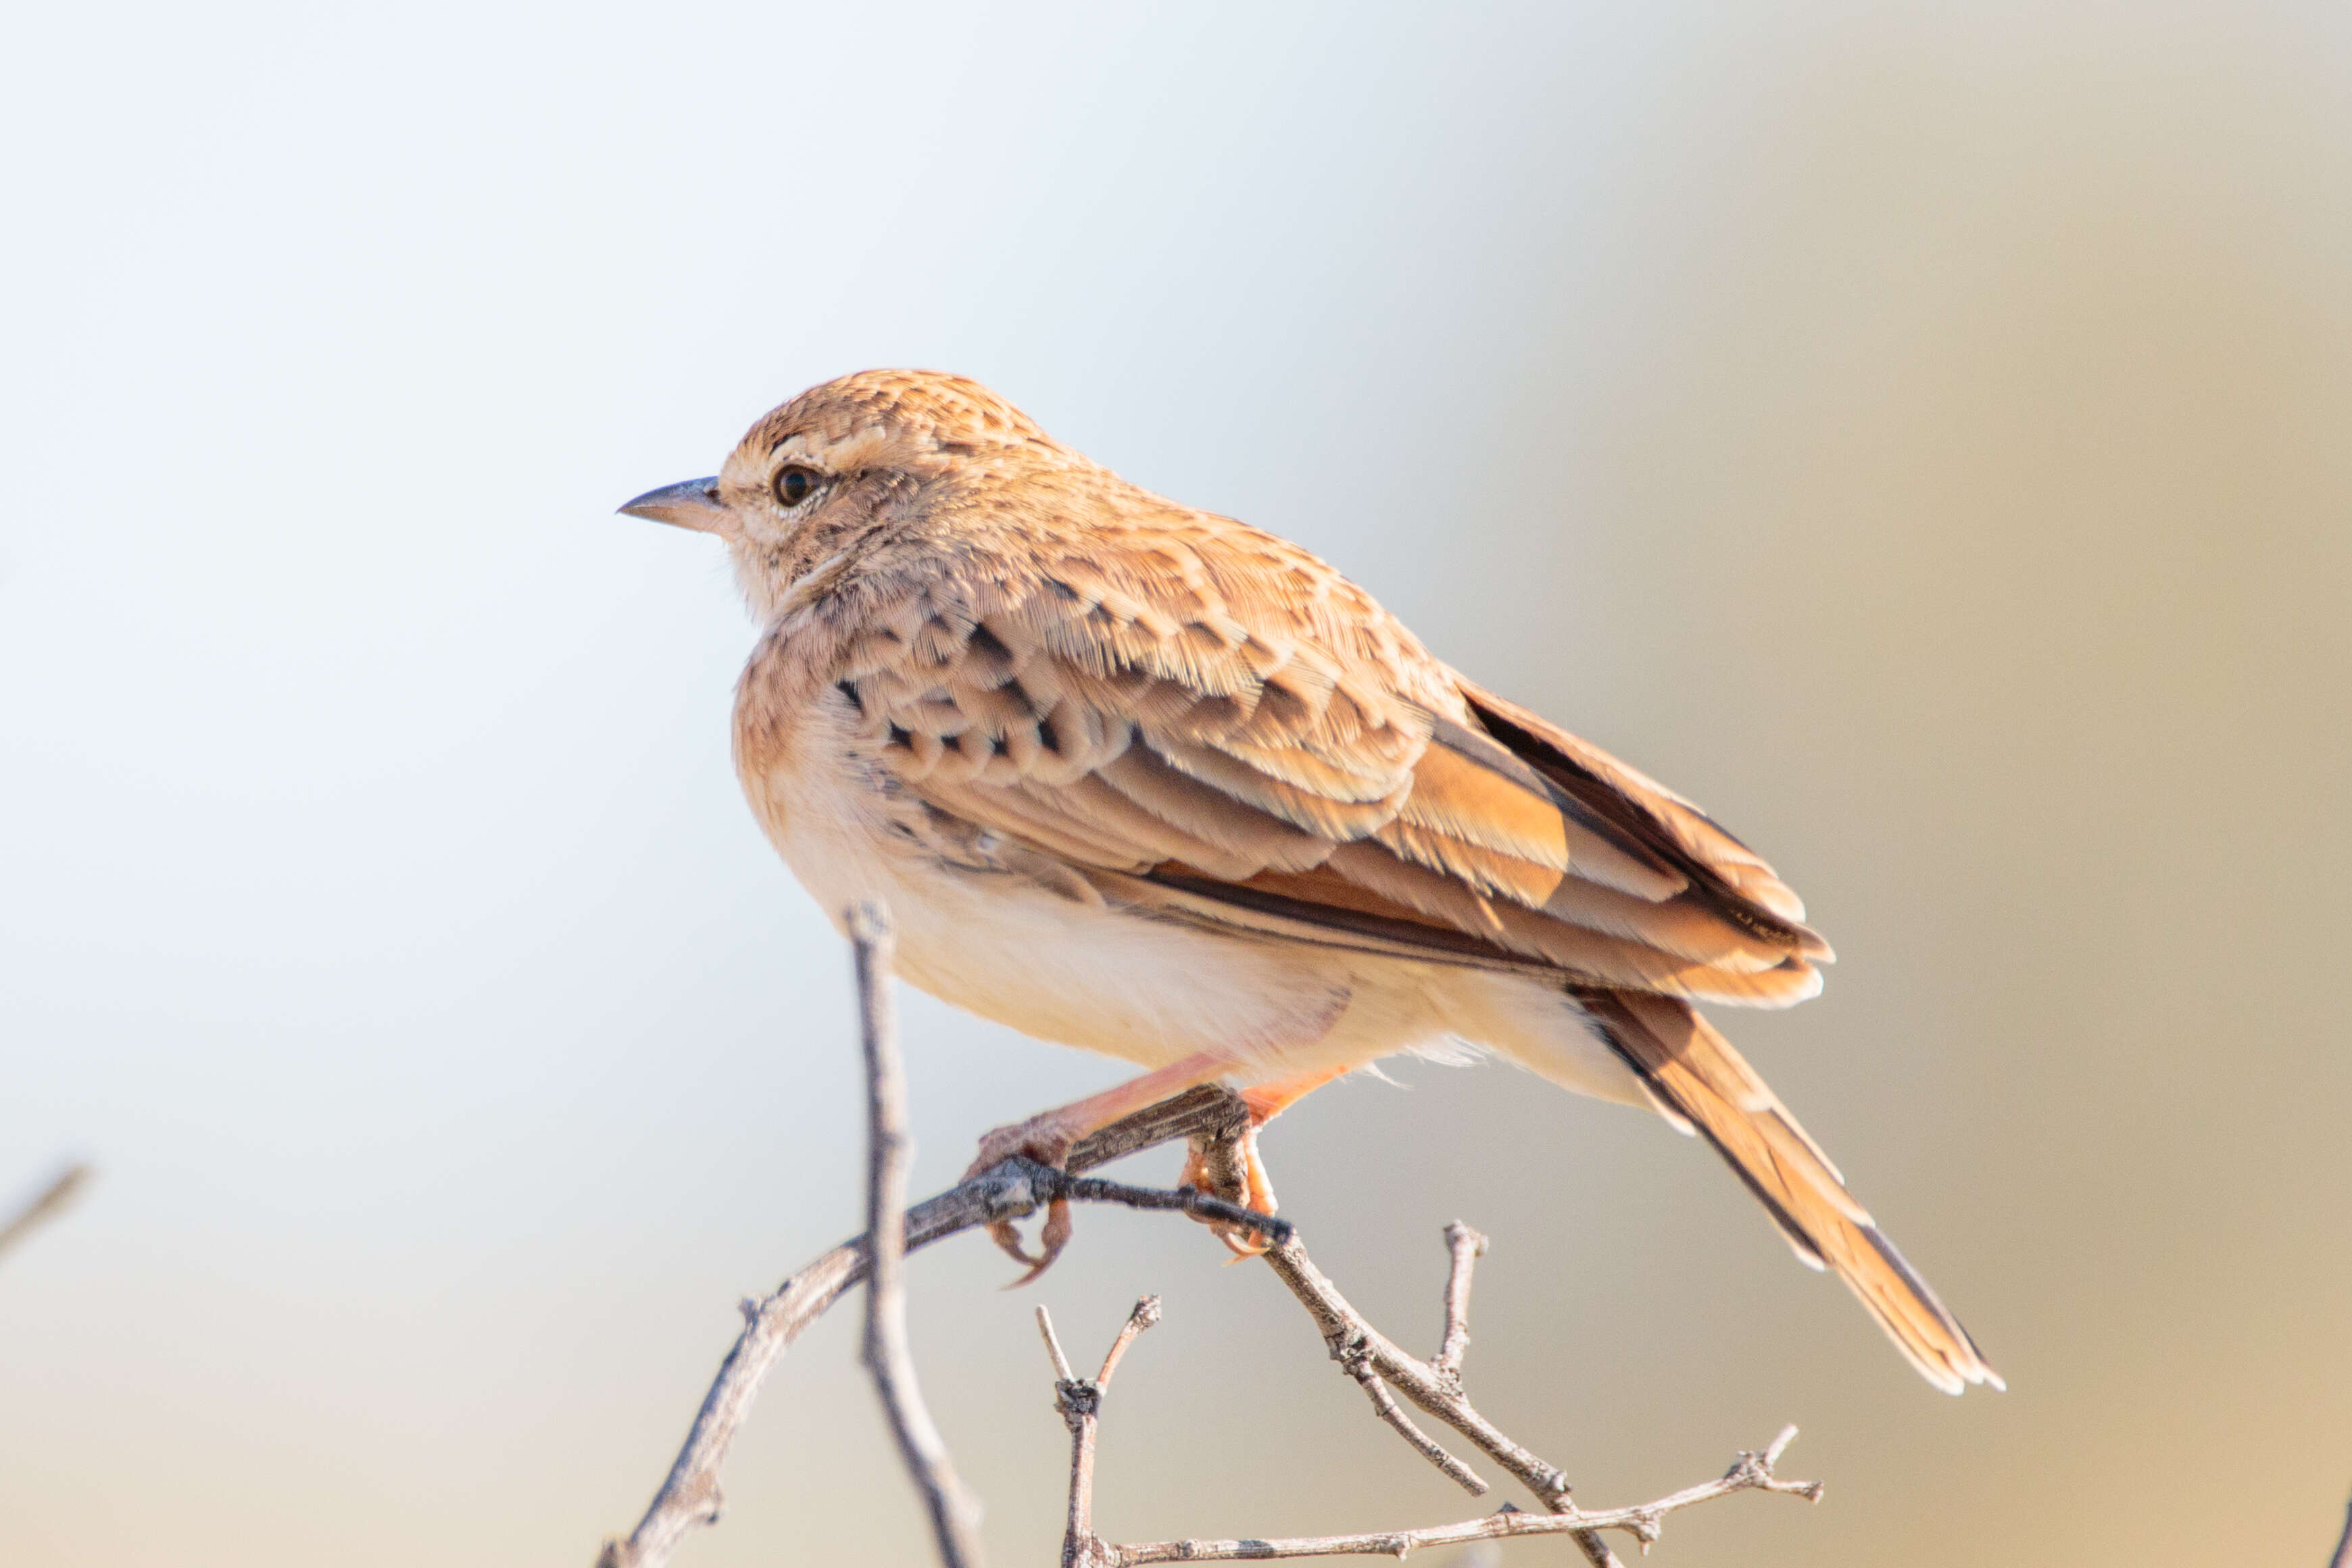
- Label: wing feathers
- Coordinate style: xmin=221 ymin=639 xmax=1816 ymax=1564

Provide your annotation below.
xmin=1398 ymin=737 xmax=1688 ymax=900
xmin=834 ymin=575 xmax=1828 ymax=1004
xmin=1095 ymin=746 xmax=1338 ymax=875
xmin=1460 ymin=682 xmax=1832 ymax=958
xmin=782 ymin=508 xmax=2002 ymax=1394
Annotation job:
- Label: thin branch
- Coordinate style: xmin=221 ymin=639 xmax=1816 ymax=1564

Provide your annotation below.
xmin=1046 ymin=1285 xmax=1817 ymax=1567
xmin=595 ymin=1087 xmax=1272 ymax=1567
xmin=2329 ymin=1485 xmax=2352 ymax=1568
xmin=1431 ymin=1222 xmax=1486 ymax=1381
xmin=1104 ymin=1426 xmax=1819 ymax=1563
xmin=1258 ymin=1231 xmax=1571 ymax=1505
xmin=1095 ymin=1296 xmax=1161 ymax=1387
xmin=1255 ymin=1227 xmax=1625 ymax=1565
xmin=1037 ymin=1306 xmax=1077 ymax=1383
xmin=1046 ymin=1298 xmax=1164 ymax=1568
xmin=852 ymin=902 xmax=985 ymax=1568
xmin=1348 ymin=1368 xmax=1486 ymax=1496
xmin=1062 ymin=1173 xmax=1292 ymax=1243
xmin=0 ymin=1163 xmax=93 ymax=1263
xmin=600 ymin=952 xmax=1824 ymax=1568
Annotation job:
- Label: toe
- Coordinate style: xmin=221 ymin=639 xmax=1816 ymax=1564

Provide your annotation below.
xmin=966 ymin=1112 xmax=1078 ymax=1181
xmin=986 ymin=1217 xmax=1045 ymax=1270
xmin=1240 ymin=1130 xmax=1279 ymax=1218
xmin=1181 ymin=1127 xmax=1284 ymax=1257
xmin=1001 ymin=1198 xmax=1071 ymax=1288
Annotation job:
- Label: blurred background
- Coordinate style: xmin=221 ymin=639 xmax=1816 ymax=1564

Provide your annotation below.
xmin=4 ymin=3 xmax=2349 ymax=1564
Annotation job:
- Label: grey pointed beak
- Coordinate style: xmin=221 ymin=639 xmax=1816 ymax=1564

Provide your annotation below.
xmin=618 ymin=476 xmax=730 ymax=533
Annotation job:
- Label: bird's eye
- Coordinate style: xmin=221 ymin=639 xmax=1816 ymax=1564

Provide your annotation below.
xmin=773 ymin=465 xmax=820 ymax=506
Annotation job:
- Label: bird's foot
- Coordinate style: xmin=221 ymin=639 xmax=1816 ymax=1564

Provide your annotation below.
xmin=964 ymin=1111 xmax=1079 ymax=1285
xmin=1180 ymin=1122 xmax=1281 ymax=1258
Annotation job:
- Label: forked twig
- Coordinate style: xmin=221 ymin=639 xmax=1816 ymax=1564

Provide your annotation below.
xmin=1256 ymin=1228 xmax=1630 ymax=1561
xmin=599 ymin=919 xmax=1827 ymax=1568
xmin=1042 ymin=1297 xmax=1166 ymax=1568
xmin=1048 ymin=1290 xmax=1819 ymax=1566
xmin=593 ymin=1025 xmax=1280 ymax=1565
xmin=1103 ymin=1425 xmax=1817 ymax=1563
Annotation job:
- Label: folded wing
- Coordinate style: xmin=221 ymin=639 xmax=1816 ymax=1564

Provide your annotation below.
xmin=829 ymin=533 xmax=1828 ymax=1006
xmin=818 ymin=520 xmax=1994 ymax=1393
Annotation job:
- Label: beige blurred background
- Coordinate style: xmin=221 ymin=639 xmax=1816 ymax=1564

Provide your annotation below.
xmin=4 ymin=3 xmax=2348 ymax=1565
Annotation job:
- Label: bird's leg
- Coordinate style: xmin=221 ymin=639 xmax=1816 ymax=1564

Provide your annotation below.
xmin=1181 ymin=1065 xmax=1352 ymax=1258
xmin=965 ymin=1051 xmax=1239 ymax=1283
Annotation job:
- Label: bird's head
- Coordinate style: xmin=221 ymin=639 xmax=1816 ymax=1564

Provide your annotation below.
xmin=619 ymin=368 xmax=1061 ymax=620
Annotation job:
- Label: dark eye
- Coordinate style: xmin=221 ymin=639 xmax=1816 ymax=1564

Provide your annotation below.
xmin=773 ymin=465 xmax=820 ymax=506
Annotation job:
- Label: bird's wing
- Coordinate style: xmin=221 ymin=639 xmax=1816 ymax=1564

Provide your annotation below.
xmin=829 ymin=524 xmax=1826 ymax=1007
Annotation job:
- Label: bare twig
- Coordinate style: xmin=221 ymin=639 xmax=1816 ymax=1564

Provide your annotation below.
xmin=2329 ymin=1484 xmax=2352 ymax=1568
xmin=1037 ymin=1306 xmax=1077 ymax=1383
xmin=1104 ymin=1426 xmax=1818 ymax=1563
xmin=601 ymin=941 xmax=1823 ymax=1568
xmin=1348 ymin=1365 xmax=1487 ymax=1496
xmin=1043 ymin=1308 xmax=1102 ymax=1568
xmin=1094 ymin=1295 xmax=1161 ymax=1387
xmin=1044 ymin=1298 xmax=1165 ymax=1568
xmin=595 ymin=1092 xmax=1273 ymax=1567
xmin=0 ymin=1163 xmax=92 ymax=1263
xmin=852 ymin=902 xmax=985 ymax=1568
xmin=1431 ymin=1221 xmax=1486 ymax=1380
xmin=1061 ymin=1173 xmax=1291 ymax=1243
xmin=1256 ymin=1227 xmax=1625 ymax=1564
xmin=1259 ymin=1232 xmax=1569 ymax=1503
xmin=1046 ymin=1288 xmax=1818 ymax=1566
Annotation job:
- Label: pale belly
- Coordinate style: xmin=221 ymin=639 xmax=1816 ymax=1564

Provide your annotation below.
xmin=738 ymin=706 xmax=1647 ymax=1106
xmin=741 ymin=741 xmax=1360 ymax=1074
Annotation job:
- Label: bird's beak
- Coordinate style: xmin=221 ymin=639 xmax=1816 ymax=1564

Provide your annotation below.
xmin=618 ymin=476 xmax=730 ymax=533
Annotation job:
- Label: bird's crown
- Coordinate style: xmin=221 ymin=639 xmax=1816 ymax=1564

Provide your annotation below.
xmin=741 ymin=368 xmax=1052 ymax=458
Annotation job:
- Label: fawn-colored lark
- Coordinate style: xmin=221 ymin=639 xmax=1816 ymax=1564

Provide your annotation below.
xmin=622 ymin=369 xmax=1999 ymax=1394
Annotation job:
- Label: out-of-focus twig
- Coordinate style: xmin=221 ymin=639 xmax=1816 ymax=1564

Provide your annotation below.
xmin=1045 ymin=1284 xmax=1817 ymax=1566
xmin=852 ymin=902 xmax=985 ymax=1568
xmin=593 ymin=1085 xmax=1277 ymax=1565
xmin=0 ymin=1163 xmax=93 ymax=1263
xmin=597 ymin=931 xmax=1827 ymax=1568
xmin=1101 ymin=1425 xmax=1817 ymax=1563
xmin=2328 ymin=1484 xmax=2352 ymax=1568
xmin=1255 ymin=1223 xmax=1611 ymax=1563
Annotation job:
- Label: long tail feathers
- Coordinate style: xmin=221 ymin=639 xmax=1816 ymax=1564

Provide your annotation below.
xmin=1574 ymin=987 xmax=2003 ymax=1394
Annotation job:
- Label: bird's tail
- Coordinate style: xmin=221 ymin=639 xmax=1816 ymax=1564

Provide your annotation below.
xmin=1565 ymin=987 xmax=2002 ymax=1394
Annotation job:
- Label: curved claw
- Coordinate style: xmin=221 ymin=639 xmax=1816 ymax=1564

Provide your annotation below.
xmin=998 ymin=1197 xmax=1073 ymax=1288
xmin=985 ymin=1217 xmax=1044 ymax=1271
xmin=1181 ymin=1126 xmax=1281 ymax=1258
xmin=968 ymin=1111 xmax=1081 ymax=1284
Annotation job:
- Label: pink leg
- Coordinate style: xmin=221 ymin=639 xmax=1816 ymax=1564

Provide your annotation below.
xmin=1185 ymin=1064 xmax=1354 ymax=1257
xmin=966 ymin=1052 xmax=1240 ymax=1282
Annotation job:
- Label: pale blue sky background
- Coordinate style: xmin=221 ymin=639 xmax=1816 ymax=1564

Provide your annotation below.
xmin=5 ymin=5 xmax=2350 ymax=1565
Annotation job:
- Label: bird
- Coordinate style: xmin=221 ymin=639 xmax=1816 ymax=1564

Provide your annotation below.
xmin=619 ymin=368 xmax=2001 ymax=1395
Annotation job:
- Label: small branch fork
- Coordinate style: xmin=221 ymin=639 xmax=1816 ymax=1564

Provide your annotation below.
xmin=595 ymin=904 xmax=1823 ymax=1567
xmin=595 ymin=930 xmax=1287 ymax=1568
xmin=1258 ymin=1223 xmax=1632 ymax=1565
xmin=1046 ymin=1252 xmax=1819 ymax=1567
xmin=1040 ymin=1297 xmax=1162 ymax=1568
